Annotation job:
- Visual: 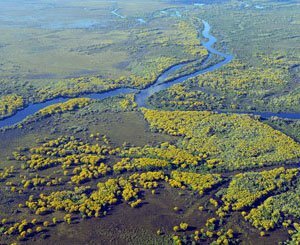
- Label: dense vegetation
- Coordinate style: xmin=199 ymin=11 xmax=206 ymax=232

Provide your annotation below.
xmin=142 ymin=109 xmax=300 ymax=170
xmin=0 ymin=0 xmax=299 ymax=244
xmin=0 ymin=94 xmax=24 ymax=119
xmin=221 ymin=168 xmax=298 ymax=211
xmin=37 ymin=98 xmax=92 ymax=118
xmin=149 ymin=57 xmax=299 ymax=113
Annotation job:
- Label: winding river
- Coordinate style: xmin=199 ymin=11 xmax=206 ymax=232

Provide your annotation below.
xmin=0 ymin=20 xmax=299 ymax=129
xmin=135 ymin=20 xmax=233 ymax=107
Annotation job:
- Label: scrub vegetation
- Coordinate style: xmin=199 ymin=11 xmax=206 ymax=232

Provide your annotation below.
xmin=0 ymin=0 xmax=299 ymax=244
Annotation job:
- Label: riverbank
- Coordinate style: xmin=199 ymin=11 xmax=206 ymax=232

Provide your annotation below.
xmin=0 ymin=20 xmax=299 ymax=130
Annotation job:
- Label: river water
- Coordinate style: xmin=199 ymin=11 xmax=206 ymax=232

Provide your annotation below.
xmin=0 ymin=21 xmax=299 ymax=129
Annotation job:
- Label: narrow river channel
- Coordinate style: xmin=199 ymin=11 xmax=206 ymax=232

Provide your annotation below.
xmin=0 ymin=20 xmax=299 ymax=129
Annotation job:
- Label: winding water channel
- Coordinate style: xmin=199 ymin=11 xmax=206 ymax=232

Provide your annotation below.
xmin=0 ymin=20 xmax=299 ymax=129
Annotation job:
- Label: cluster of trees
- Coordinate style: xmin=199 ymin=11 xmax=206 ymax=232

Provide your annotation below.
xmin=212 ymin=229 xmax=235 ymax=245
xmin=24 ymin=171 xmax=166 ymax=221
xmin=119 ymin=178 xmax=139 ymax=202
xmin=174 ymin=21 xmax=208 ymax=57
xmin=119 ymin=143 xmax=202 ymax=167
xmin=3 ymin=132 xmax=299 ymax=243
xmin=20 ymin=175 xmax=62 ymax=189
xmin=0 ymin=166 xmax=14 ymax=182
xmin=128 ymin=171 xmax=165 ymax=189
xmin=3 ymin=218 xmax=44 ymax=240
xmin=142 ymin=109 xmax=300 ymax=170
xmin=222 ymin=167 xmax=298 ymax=211
xmin=149 ymin=53 xmax=300 ymax=113
xmin=173 ymin=222 xmax=189 ymax=232
xmin=0 ymin=94 xmax=24 ymax=119
xmin=258 ymin=52 xmax=294 ymax=71
xmin=122 ymin=56 xmax=178 ymax=88
xmin=149 ymin=83 xmax=226 ymax=111
xmin=244 ymin=177 xmax=300 ymax=230
xmin=196 ymin=60 xmax=286 ymax=96
xmin=1 ymin=215 xmax=71 ymax=241
xmin=37 ymin=98 xmax=91 ymax=117
xmin=13 ymin=136 xmax=110 ymax=170
xmin=25 ymin=184 xmax=110 ymax=218
xmin=168 ymin=171 xmax=222 ymax=196
xmin=288 ymin=223 xmax=300 ymax=244
xmin=32 ymin=76 xmax=116 ymax=103
xmin=113 ymin=157 xmax=169 ymax=173
xmin=2 ymin=214 xmax=80 ymax=241
xmin=172 ymin=217 xmax=236 ymax=244
xmin=119 ymin=94 xmax=137 ymax=110
xmin=71 ymin=163 xmax=111 ymax=184
xmin=205 ymin=218 xmax=218 ymax=231
xmin=112 ymin=141 xmax=207 ymax=175
xmin=6 ymin=135 xmax=115 ymax=199
xmin=268 ymin=92 xmax=300 ymax=113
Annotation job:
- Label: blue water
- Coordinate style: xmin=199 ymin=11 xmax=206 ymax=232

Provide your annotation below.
xmin=111 ymin=9 xmax=126 ymax=19
xmin=0 ymin=88 xmax=137 ymax=128
xmin=135 ymin=20 xmax=234 ymax=107
xmin=0 ymin=20 xmax=299 ymax=129
xmin=233 ymin=111 xmax=300 ymax=120
xmin=137 ymin=18 xmax=146 ymax=24
xmin=86 ymin=88 xmax=137 ymax=100
xmin=0 ymin=98 xmax=69 ymax=128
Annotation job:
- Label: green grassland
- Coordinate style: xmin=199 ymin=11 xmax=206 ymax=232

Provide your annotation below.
xmin=0 ymin=0 xmax=182 ymax=80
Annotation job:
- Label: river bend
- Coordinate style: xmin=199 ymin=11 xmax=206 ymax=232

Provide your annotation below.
xmin=0 ymin=20 xmax=299 ymax=129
